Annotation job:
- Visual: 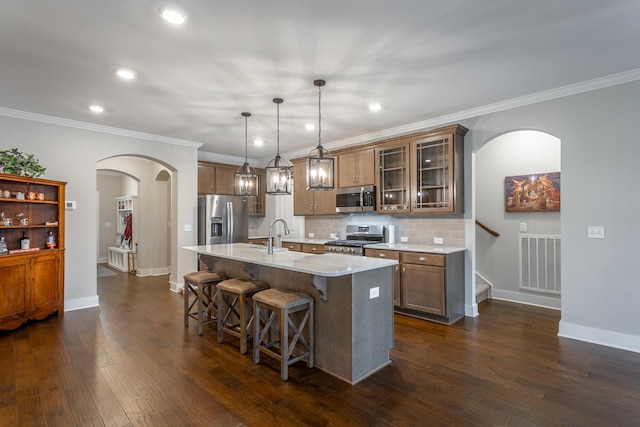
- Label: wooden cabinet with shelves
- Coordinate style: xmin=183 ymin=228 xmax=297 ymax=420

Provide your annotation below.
xmin=292 ymin=160 xmax=336 ymax=216
xmin=0 ymin=173 xmax=65 ymax=330
xmin=337 ymin=148 xmax=375 ymax=188
xmin=364 ymin=247 xmax=464 ymax=324
xmin=375 ymin=124 xmax=467 ymax=214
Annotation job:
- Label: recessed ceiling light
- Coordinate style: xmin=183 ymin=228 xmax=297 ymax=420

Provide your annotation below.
xmin=159 ymin=7 xmax=187 ymax=25
xmin=114 ymin=68 xmax=136 ymax=80
xmin=254 ymin=139 xmax=263 ymax=146
xmin=88 ymin=104 xmax=105 ymax=113
xmin=369 ymin=103 xmax=382 ymax=112
xmin=305 ymin=123 xmax=315 ymax=131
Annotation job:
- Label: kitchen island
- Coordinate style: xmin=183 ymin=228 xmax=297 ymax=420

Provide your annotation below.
xmin=183 ymin=243 xmax=398 ymax=384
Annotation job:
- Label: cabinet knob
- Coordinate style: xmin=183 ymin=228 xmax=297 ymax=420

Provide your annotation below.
xmin=312 ymin=247 xmax=317 ymax=251
xmin=378 ymin=253 xmax=386 ymax=258
xmin=419 ymin=257 xmax=427 ymax=262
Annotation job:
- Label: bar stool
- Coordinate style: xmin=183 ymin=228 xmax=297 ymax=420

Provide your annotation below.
xmin=217 ymin=279 xmax=269 ymax=354
xmin=253 ymin=288 xmax=314 ymax=381
xmin=183 ymin=270 xmax=227 ymax=335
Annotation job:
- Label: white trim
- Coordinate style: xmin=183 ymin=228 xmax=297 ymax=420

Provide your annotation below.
xmin=197 ymin=150 xmax=257 ymax=166
xmin=559 ymin=321 xmax=640 ymax=354
xmin=465 ymin=302 xmax=479 ymax=318
xmin=0 ymin=107 xmax=202 ymax=149
xmin=491 ymin=289 xmax=561 ymax=310
xmin=170 ymin=280 xmax=183 ymax=293
xmin=64 ymin=295 xmax=100 ymax=312
xmin=278 ymin=68 xmax=640 ymax=161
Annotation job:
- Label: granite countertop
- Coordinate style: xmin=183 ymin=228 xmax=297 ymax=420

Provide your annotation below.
xmin=363 ymin=243 xmax=466 ymax=254
xmin=183 ymin=243 xmax=398 ymax=277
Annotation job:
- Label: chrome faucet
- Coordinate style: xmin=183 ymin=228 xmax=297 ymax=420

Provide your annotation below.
xmin=268 ymin=218 xmax=290 ymax=254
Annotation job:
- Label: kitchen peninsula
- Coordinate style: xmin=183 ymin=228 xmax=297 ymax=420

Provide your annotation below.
xmin=183 ymin=243 xmax=398 ymax=384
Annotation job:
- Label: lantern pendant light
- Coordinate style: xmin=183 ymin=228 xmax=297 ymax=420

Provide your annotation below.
xmin=265 ymin=98 xmax=293 ymax=195
xmin=234 ymin=112 xmax=259 ymax=196
xmin=306 ymin=79 xmax=334 ymax=190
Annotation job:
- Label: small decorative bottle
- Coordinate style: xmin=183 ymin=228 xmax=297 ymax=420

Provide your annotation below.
xmin=46 ymin=231 xmax=56 ymax=249
xmin=0 ymin=236 xmax=8 ymax=254
xmin=20 ymin=231 xmax=29 ymax=250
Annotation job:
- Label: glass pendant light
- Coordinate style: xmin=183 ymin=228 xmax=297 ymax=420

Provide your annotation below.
xmin=265 ymin=98 xmax=293 ymax=195
xmin=234 ymin=112 xmax=259 ymax=196
xmin=306 ymin=79 xmax=334 ymax=190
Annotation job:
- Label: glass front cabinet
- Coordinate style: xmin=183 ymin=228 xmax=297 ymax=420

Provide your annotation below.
xmin=375 ymin=124 xmax=467 ymax=214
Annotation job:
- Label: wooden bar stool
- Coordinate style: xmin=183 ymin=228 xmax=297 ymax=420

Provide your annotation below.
xmin=183 ymin=271 xmax=227 ymax=335
xmin=253 ymin=288 xmax=314 ymax=381
xmin=217 ymin=278 xmax=269 ymax=354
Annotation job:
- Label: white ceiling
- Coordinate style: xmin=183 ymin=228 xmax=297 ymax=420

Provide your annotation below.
xmin=2 ymin=1 xmax=640 ymax=163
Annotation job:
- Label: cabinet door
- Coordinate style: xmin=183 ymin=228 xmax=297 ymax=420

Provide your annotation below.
xmin=338 ymin=152 xmax=357 ymax=187
xmin=31 ymin=252 xmax=61 ymax=316
xmin=375 ymin=142 xmax=411 ymax=213
xmin=293 ymin=161 xmax=315 ymax=216
xmin=198 ymin=163 xmax=215 ymax=194
xmin=0 ymin=257 xmax=29 ymax=326
xmin=355 ymin=148 xmax=375 ymax=185
xmin=410 ymin=134 xmax=454 ymax=213
xmin=402 ymin=263 xmax=445 ymax=316
xmin=312 ymin=188 xmax=337 ymax=215
xmin=215 ymin=166 xmax=236 ymax=195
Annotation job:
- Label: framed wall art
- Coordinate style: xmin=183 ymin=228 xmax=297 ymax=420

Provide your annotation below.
xmin=504 ymin=172 xmax=560 ymax=212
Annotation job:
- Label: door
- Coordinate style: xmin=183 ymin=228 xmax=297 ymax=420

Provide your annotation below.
xmin=402 ymin=263 xmax=445 ymax=316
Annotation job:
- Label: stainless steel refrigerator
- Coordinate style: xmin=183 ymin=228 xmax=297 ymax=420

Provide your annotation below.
xmin=198 ymin=195 xmax=249 ymax=245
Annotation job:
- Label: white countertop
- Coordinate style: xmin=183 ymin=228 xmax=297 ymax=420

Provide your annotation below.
xmin=279 ymin=237 xmax=328 ymax=245
xmin=183 ymin=243 xmax=398 ymax=277
xmin=363 ymin=243 xmax=466 ymax=254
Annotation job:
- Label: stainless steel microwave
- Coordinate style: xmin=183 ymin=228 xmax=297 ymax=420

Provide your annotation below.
xmin=336 ymin=185 xmax=376 ymax=213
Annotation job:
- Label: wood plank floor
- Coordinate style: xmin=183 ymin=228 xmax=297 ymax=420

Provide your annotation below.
xmin=2 ymin=270 xmax=640 ymax=426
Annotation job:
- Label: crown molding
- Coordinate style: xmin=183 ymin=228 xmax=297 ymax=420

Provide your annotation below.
xmin=197 ymin=150 xmax=258 ymax=166
xmin=0 ymin=107 xmax=202 ymax=149
xmin=281 ymin=68 xmax=640 ymax=160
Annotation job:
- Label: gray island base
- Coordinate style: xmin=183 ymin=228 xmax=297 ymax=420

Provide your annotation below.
xmin=183 ymin=244 xmax=398 ymax=384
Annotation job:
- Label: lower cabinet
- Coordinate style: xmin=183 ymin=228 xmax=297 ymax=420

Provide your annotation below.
xmin=281 ymin=241 xmax=325 ymax=254
xmin=365 ymin=248 xmax=464 ymax=324
xmin=0 ymin=250 xmax=64 ymax=330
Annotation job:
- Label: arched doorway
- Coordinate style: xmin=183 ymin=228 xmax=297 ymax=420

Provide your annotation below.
xmin=473 ymin=130 xmax=561 ymax=310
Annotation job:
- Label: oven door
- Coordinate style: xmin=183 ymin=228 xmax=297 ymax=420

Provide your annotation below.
xmin=336 ymin=185 xmax=376 ymax=213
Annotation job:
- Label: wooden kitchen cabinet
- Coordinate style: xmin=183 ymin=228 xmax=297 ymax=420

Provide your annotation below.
xmin=374 ymin=124 xmax=467 ymax=214
xmin=337 ymin=148 xmax=375 ymax=188
xmin=198 ymin=162 xmax=264 ymax=216
xmin=292 ymin=160 xmax=336 ymax=216
xmin=365 ymin=247 xmax=465 ymax=324
xmin=0 ymin=173 xmax=66 ymax=330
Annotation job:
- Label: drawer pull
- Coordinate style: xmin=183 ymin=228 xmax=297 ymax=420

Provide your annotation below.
xmin=379 ymin=253 xmax=386 ymax=258
xmin=312 ymin=247 xmax=317 ymax=251
xmin=419 ymin=257 xmax=427 ymax=262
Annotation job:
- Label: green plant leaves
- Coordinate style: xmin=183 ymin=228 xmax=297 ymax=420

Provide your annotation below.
xmin=0 ymin=148 xmax=46 ymax=178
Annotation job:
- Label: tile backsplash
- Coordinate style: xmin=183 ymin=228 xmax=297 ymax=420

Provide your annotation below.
xmin=304 ymin=213 xmax=465 ymax=247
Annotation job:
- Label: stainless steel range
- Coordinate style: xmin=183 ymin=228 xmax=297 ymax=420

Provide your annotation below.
xmin=325 ymin=225 xmax=385 ymax=256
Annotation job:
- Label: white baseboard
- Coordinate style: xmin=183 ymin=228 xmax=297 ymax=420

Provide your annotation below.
xmin=136 ymin=267 xmax=170 ymax=277
xmin=465 ymin=303 xmax=479 ymax=317
xmin=559 ymin=321 xmax=640 ymax=354
xmin=491 ymin=289 xmax=561 ymax=310
xmin=97 ymin=256 xmax=108 ymax=264
xmin=170 ymin=280 xmax=183 ymax=293
xmin=64 ymin=295 xmax=99 ymax=312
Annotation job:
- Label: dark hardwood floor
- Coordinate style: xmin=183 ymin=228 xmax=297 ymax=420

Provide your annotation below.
xmin=2 ymin=269 xmax=640 ymax=426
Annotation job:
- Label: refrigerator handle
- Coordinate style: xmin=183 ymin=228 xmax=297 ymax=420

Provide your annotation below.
xmin=227 ymin=201 xmax=233 ymax=242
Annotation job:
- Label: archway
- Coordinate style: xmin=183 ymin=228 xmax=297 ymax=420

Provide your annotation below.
xmin=473 ymin=130 xmax=561 ymax=310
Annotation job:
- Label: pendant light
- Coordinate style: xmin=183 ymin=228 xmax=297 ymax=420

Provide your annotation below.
xmin=265 ymin=98 xmax=293 ymax=195
xmin=306 ymin=79 xmax=334 ymax=190
xmin=234 ymin=112 xmax=259 ymax=196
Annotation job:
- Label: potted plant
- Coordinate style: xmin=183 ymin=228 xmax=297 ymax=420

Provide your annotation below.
xmin=0 ymin=148 xmax=46 ymax=178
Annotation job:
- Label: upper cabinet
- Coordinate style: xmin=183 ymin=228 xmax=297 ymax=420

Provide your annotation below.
xmin=292 ymin=160 xmax=336 ymax=216
xmin=337 ymin=148 xmax=375 ymax=188
xmin=375 ymin=124 xmax=467 ymax=214
xmin=198 ymin=161 xmax=264 ymax=217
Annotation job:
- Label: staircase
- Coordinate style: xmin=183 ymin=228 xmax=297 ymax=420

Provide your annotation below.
xmin=476 ymin=274 xmax=491 ymax=304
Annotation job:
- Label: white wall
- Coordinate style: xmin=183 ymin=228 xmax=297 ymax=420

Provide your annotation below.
xmin=475 ymin=130 xmax=561 ymax=308
xmin=461 ymin=80 xmax=640 ymax=353
xmin=0 ymin=115 xmax=200 ymax=309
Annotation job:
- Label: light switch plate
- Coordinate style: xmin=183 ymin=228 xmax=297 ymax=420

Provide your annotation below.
xmin=587 ymin=225 xmax=604 ymax=239
xmin=400 ymin=236 xmax=408 ymax=243
xmin=433 ymin=237 xmax=443 ymax=244
xmin=184 ymin=224 xmax=192 ymax=232
xmin=369 ymin=287 xmax=379 ymax=299
xmin=520 ymin=223 xmax=527 ymax=232
xmin=308 ymin=232 xmax=314 ymax=238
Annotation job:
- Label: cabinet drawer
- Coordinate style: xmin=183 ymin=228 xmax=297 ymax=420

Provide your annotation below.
xmin=282 ymin=242 xmax=302 ymax=252
xmin=364 ymin=248 xmax=400 ymax=260
xmin=302 ymin=244 xmax=325 ymax=254
xmin=401 ymin=252 xmax=445 ymax=267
